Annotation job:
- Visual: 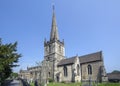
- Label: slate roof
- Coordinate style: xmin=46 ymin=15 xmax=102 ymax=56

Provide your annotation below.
xmin=107 ymin=73 xmax=120 ymax=80
xmin=79 ymin=51 xmax=103 ymax=64
xmin=20 ymin=70 xmax=29 ymax=73
xmin=27 ymin=66 xmax=41 ymax=70
xmin=57 ymin=51 xmax=103 ymax=66
xmin=57 ymin=56 xmax=76 ymax=66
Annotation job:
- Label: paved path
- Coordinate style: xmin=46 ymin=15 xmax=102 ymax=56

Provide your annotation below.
xmin=8 ymin=80 xmax=20 ymax=86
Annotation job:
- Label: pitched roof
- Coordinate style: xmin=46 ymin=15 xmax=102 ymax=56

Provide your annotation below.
xmin=58 ymin=51 xmax=103 ymax=66
xmin=107 ymin=73 xmax=120 ymax=80
xmin=79 ymin=51 xmax=103 ymax=64
xmin=57 ymin=56 xmax=76 ymax=66
xmin=20 ymin=70 xmax=29 ymax=73
xmin=27 ymin=66 xmax=41 ymax=70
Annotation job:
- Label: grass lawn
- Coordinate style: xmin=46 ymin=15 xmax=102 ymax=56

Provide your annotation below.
xmin=98 ymin=83 xmax=120 ymax=86
xmin=48 ymin=82 xmax=120 ymax=86
xmin=48 ymin=82 xmax=81 ymax=86
xmin=30 ymin=82 xmax=34 ymax=86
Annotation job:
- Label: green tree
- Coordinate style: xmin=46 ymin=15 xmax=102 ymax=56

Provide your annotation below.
xmin=11 ymin=72 xmax=18 ymax=79
xmin=112 ymin=70 xmax=120 ymax=73
xmin=0 ymin=38 xmax=21 ymax=84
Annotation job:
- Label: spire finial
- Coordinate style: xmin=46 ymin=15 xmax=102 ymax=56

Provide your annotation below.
xmin=50 ymin=0 xmax=59 ymax=41
xmin=52 ymin=0 xmax=55 ymax=11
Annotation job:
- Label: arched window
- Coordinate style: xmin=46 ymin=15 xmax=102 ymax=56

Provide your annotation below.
xmin=45 ymin=46 xmax=49 ymax=53
xmin=88 ymin=65 xmax=92 ymax=75
xmin=77 ymin=64 xmax=80 ymax=75
xmin=63 ymin=66 xmax=68 ymax=77
xmin=59 ymin=45 xmax=61 ymax=53
xmin=49 ymin=45 xmax=51 ymax=53
xmin=48 ymin=72 xmax=50 ymax=77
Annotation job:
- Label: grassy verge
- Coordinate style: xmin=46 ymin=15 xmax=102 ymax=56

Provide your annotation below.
xmin=48 ymin=82 xmax=81 ymax=86
xmin=48 ymin=82 xmax=120 ymax=86
xmin=30 ymin=82 xmax=34 ymax=86
xmin=98 ymin=83 xmax=120 ymax=86
xmin=29 ymin=82 xmax=120 ymax=86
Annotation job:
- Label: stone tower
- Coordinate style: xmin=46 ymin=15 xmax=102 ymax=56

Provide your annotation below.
xmin=44 ymin=6 xmax=65 ymax=81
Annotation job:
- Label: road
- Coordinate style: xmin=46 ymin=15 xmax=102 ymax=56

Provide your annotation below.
xmin=8 ymin=80 xmax=20 ymax=86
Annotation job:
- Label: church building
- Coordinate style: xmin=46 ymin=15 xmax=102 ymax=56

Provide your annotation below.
xmin=19 ymin=6 xmax=108 ymax=83
xmin=43 ymin=6 xmax=108 ymax=82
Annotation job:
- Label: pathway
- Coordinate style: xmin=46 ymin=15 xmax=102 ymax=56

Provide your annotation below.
xmin=8 ymin=79 xmax=20 ymax=86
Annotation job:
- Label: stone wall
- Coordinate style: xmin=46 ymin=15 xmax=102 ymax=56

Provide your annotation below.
xmin=58 ymin=65 xmax=73 ymax=82
xmin=81 ymin=61 xmax=104 ymax=82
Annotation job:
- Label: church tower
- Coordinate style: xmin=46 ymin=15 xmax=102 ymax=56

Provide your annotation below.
xmin=44 ymin=6 xmax=65 ymax=81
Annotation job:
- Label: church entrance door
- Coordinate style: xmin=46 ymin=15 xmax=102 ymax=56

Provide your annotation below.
xmin=57 ymin=76 xmax=59 ymax=82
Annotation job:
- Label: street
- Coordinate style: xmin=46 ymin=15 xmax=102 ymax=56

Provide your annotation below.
xmin=8 ymin=80 xmax=20 ymax=86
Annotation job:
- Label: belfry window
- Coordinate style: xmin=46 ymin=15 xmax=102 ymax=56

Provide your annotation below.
xmin=77 ymin=64 xmax=80 ymax=75
xmin=63 ymin=66 xmax=68 ymax=77
xmin=48 ymin=72 xmax=50 ymax=77
xmin=49 ymin=45 xmax=51 ymax=53
xmin=88 ymin=65 xmax=92 ymax=75
xmin=59 ymin=45 xmax=61 ymax=53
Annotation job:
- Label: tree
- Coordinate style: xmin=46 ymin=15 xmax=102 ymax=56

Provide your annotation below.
xmin=112 ymin=70 xmax=120 ymax=73
xmin=11 ymin=72 xmax=18 ymax=79
xmin=0 ymin=38 xmax=21 ymax=84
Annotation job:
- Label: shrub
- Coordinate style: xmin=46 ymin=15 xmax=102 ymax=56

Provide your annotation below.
xmin=61 ymin=81 xmax=65 ymax=83
xmin=48 ymin=78 xmax=54 ymax=83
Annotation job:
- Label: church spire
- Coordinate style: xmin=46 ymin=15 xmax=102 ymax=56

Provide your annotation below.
xmin=50 ymin=5 xmax=59 ymax=41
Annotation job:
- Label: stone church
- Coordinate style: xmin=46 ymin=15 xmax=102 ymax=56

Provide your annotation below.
xmin=19 ymin=6 xmax=108 ymax=83
xmin=43 ymin=6 xmax=108 ymax=83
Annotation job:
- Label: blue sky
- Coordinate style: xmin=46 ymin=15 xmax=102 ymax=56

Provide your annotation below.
xmin=0 ymin=0 xmax=120 ymax=73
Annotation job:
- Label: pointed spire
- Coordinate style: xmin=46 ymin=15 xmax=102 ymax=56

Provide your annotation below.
xmin=50 ymin=5 xmax=59 ymax=41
